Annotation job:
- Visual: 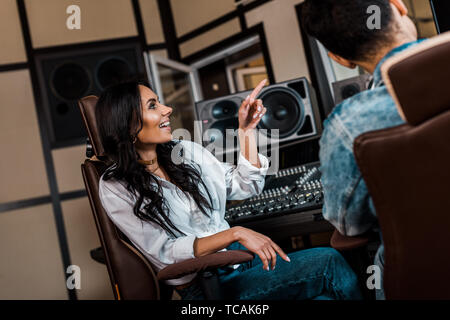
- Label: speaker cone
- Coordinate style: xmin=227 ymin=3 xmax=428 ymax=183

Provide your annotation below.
xmin=211 ymin=100 xmax=238 ymax=119
xmin=51 ymin=63 xmax=91 ymax=101
xmin=257 ymin=87 xmax=304 ymax=138
xmin=209 ymin=118 xmax=239 ymax=148
xmin=96 ymin=57 xmax=132 ymax=89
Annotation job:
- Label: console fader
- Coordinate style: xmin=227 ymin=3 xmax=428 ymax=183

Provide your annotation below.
xmin=225 ymin=161 xmax=324 ymax=224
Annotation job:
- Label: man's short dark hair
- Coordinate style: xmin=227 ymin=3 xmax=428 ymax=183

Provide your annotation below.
xmin=301 ymin=0 xmax=395 ymax=61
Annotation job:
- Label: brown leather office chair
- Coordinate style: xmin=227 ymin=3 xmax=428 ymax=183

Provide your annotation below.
xmin=78 ymin=96 xmax=254 ymax=300
xmin=353 ymin=32 xmax=450 ymax=299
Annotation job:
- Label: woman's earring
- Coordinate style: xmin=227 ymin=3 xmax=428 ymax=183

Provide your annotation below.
xmin=133 ymin=137 xmax=137 ymax=144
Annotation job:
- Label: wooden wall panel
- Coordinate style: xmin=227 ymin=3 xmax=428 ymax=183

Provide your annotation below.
xmin=0 ymin=0 xmax=27 ymax=64
xmin=0 ymin=70 xmax=49 ymax=203
xmin=180 ymin=18 xmax=240 ymax=58
xmin=418 ymin=20 xmax=437 ymax=38
xmin=149 ymin=49 xmax=168 ymax=59
xmin=170 ymin=0 xmax=236 ymax=37
xmin=25 ymin=0 xmax=138 ymax=48
xmin=411 ymin=0 xmax=433 ymax=18
xmin=0 ymin=204 xmax=68 ymax=299
xmin=62 ymin=197 xmax=114 ymax=300
xmin=139 ymin=0 xmax=165 ymax=44
xmin=52 ymin=145 xmax=86 ymax=194
xmin=245 ymin=0 xmax=309 ymax=82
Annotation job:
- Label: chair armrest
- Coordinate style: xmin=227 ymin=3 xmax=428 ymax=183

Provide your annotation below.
xmin=331 ymin=229 xmax=369 ymax=251
xmin=157 ymin=250 xmax=254 ymax=281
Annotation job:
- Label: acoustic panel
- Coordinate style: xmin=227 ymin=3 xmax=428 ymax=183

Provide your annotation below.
xmin=0 ymin=0 xmax=27 ymax=64
xmin=180 ymin=19 xmax=241 ymax=58
xmin=25 ymin=0 xmax=137 ymax=48
xmin=170 ymin=0 xmax=236 ymax=37
xmin=62 ymin=197 xmax=114 ymax=300
xmin=0 ymin=204 xmax=68 ymax=299
xmin=0 ymin=70 xmax=49 ymax=203
xmin=139 ymin=0 xmax=165 ymax=44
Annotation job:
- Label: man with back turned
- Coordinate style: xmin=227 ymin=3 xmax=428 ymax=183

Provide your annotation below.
xmin=301 ymin=0 xmax=424 ymax=299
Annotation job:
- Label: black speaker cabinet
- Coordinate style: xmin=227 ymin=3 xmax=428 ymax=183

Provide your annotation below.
xmin=34 ymin=38 xmax=146 ymax=147
xmin=195 ymin=77 xmax=322 ymax=153
xmin=332 ymin=74 xmax=372 ymax=106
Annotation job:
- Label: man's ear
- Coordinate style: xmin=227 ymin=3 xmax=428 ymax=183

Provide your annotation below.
xmin=390 ymin=0 xmax=408 ymax=16
xmin=328 ymin=52 xmax=357 ymax=69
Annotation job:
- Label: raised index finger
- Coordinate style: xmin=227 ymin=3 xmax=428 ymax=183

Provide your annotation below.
xmin=249 ymin=78 xmax=267 ymax=100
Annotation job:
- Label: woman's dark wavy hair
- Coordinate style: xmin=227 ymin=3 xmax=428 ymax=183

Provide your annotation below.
xmin=96 ymin=80 xmax=214 ymax=238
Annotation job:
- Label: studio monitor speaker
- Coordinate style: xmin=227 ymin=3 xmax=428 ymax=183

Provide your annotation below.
xmin=34 ymin=38 xmax=146 ymax=147
xmin=332 ymin=74 xmax=372 ymax=105
xmin=195 ymin=77 xmax=322 ymax=153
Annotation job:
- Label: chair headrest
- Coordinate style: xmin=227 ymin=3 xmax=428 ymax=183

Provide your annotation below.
xmin=78 ymin=95 xmax=105 ymax=158
xmin=381 ymin=32 xmax=450 ymax=125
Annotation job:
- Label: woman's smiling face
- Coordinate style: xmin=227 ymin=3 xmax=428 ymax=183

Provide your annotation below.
xmin=135 ymin=85 xmax=173 ymax=146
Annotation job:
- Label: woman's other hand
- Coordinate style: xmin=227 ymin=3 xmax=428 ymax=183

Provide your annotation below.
xmin=232 ymin=226 xmax=290 ymax=271
xmin=238 ymin=79 xmax=267 ymax=132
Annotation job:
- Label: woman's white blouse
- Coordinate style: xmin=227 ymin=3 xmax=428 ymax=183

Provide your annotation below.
xmin=99 ymin=140 xmax=269 ymax=286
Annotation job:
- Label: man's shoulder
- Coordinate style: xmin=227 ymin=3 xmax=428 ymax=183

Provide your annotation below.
xmin=323 ymin=86 xmax=404 ymax=141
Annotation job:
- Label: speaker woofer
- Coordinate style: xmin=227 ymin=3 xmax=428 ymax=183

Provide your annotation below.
xmin=209 ymin=118 xmax=239 ymax=148
xmin=195 ymin=77 xmax=319 ymax=153
xmin=96 ymin=56 xmax=132 ymax=89
xmin=51 ymin=62 xmax=91 ymax=101
xmin=257 ymin=87 xmax=304 ymax=138
xmin=211 ymin=100 xmax=238 ymax=119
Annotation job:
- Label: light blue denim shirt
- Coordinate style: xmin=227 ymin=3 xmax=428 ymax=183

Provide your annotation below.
xmin=319 ymin=39 xmax=426 ymax=298
xmin=319 ymin=39 xmax=425 ymax=237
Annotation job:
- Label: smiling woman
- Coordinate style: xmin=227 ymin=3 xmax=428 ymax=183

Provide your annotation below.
xmin=95 ymin=80 xmax=215 ymax=238
xmin=134 ymin=86 xmax=174 ymax=148
xmin=95 ymin=79 xmax=362 ymax=300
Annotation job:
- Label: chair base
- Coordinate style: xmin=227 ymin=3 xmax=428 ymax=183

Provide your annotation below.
xmin=198 ymin=271 xmax=224 ymax=300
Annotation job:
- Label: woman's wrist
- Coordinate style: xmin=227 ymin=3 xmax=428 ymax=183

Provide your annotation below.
xmin=238 ymin=129 xmax=260 ymax=168
xmin=238 ymin=127 xmax=256 ymax=136
xmin=194 ymin=227 xmax=243 ymax=257
xmin=231 ymin=226 xmax=244 ymax=242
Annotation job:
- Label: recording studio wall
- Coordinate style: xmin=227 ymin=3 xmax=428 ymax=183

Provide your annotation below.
xmin=244 ymin=0 xmax=310 ymax=82
xmin=0 ymin=0 xmax=321 ymax=300
xmin=0 ymin=0 xmax=165 ymax=300
xmin=406 ymin=0 xmax=438 ymax=37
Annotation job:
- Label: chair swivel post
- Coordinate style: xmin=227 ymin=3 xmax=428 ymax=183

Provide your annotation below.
xmin=198 ymin=270 xmax=224 ymax=300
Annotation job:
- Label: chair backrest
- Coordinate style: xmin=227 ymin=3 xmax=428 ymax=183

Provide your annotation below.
xmin=353 ymin=32 xmax=450 ymax=299
xmin=79 ymin=96 xmax=167 ymax=300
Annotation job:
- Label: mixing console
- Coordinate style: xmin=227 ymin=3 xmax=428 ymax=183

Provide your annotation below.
xmin=225 ymin=162 xmax=324 ymax=224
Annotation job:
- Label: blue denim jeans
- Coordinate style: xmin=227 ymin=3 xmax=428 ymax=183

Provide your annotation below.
xmin=177 ymin=243 xmax=362 ymax=300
